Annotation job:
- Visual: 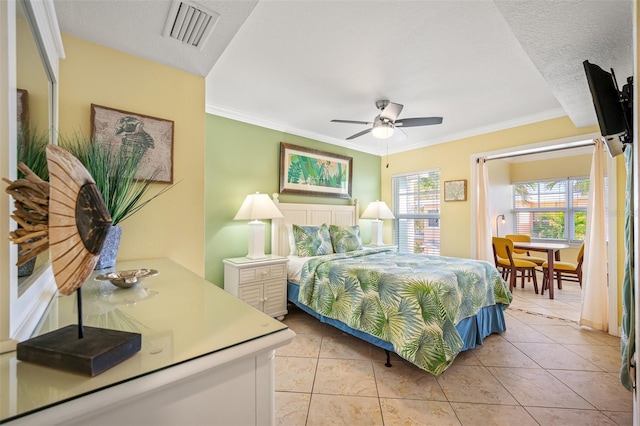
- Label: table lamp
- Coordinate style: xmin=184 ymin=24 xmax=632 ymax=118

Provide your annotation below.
xmin=234 ymin=192 xmax=284 ymax=259
xmin=361 ymin=200 xmax=395 ymax=246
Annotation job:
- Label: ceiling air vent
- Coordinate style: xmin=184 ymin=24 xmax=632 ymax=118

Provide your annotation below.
xmin=163 ymin=0 xmax=220 ymax=50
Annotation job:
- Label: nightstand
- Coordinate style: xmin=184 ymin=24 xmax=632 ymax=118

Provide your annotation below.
xmin=223 ymin=255 xmax=288 ymax=320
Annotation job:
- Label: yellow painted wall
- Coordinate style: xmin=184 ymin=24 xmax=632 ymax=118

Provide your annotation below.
xmin=58 ymin=34 xmax=205 ymax=276
xmin=509 ymin=154 xmax=592 ymax=182
xmin=382 ymin=116 xmax=600 ymax=258
xmin=487 ymin=160 xmax=511 ymax=234
xmin=16 ymin=18 xmax=48 ymax=130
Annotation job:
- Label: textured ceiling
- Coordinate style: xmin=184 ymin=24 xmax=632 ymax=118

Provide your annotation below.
xmin=54 ymin=0 xmax=258 ymax=77
xmin=53 ymin=0 xmax=633 ymax=156
xmin=495 ymin=0 xmax=633 ymax=129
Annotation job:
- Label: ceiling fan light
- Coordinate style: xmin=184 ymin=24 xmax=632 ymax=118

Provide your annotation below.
xmin=372 ymin=122 xmax=394 ymax=139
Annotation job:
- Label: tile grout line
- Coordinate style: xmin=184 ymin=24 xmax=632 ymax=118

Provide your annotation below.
xmin=304 ymin=333 xmax=322 ymax=426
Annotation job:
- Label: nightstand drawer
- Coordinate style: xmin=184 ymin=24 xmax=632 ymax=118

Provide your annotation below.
xmin=238 ymin=264 xmax=286 ymax=284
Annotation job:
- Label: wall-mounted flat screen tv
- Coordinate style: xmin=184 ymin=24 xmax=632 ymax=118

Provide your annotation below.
xmin=583 ymin=60 xmax=633 ymax=157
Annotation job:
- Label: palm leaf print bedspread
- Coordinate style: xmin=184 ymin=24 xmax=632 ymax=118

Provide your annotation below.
xmin=298 ymin=250 xmax=512 ymax=375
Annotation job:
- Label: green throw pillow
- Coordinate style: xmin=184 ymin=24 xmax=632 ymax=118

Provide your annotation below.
xmin=291 ymin=224 xmax=334 ymax=256
xmin=329 ymin=225 xmax=363 ymax=253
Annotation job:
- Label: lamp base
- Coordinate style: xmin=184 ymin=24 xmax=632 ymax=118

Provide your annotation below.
xmin=370 ymin=219 xmax=385 ymax=246
xmin=246 ymin=220 xmax=267 ymax=259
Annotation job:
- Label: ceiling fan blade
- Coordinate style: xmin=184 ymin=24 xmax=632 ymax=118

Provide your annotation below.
xmin=395 ymin=117 xmax=443 ymax=127
xmin=346 ymin=128 xmax=373 ymax=140
xmin=331 ymin=119 xmax=372 ymax=125
xmin=379 ymin=101 xmax=404 ymax=122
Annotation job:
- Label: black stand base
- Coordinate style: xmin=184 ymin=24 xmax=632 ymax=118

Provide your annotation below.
xmin=17 ymin=324 xmax=141 ymax=376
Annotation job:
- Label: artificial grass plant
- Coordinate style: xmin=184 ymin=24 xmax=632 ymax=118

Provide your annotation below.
xmin=59 ymin=133 xmax=173 ymax=226
xmin=17 ymin=127 xmax=49 ymax=181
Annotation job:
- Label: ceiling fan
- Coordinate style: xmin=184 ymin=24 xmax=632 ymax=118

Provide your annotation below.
xmin=331 ymin=100 xmax=443 ymax=140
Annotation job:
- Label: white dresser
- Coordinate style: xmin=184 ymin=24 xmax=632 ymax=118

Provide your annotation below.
xmin=223 ymin=255 xmax=288 ymax=320
xmin=0 ymin=258 xmax=295 ymax=425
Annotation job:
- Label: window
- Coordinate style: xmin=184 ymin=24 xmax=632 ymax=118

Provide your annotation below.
xmin=392 ymin=170 xmax=441 ymax=254
xmin=513 ymin=177 xmax=595 ymax=243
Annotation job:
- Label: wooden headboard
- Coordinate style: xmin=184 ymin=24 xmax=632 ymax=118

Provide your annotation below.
xmin=270 ymin=194 xmax=359 ymax=257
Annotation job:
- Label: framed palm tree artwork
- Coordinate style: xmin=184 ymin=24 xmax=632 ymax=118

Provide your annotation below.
xmin=280 ymin=142 xmax=352 ymax=198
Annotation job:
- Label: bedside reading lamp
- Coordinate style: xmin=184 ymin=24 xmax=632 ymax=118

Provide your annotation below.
xmin=234 ymin=192 xmax=284 ymax=259
xmin=361 ymin=200 xmax=395 ymax=246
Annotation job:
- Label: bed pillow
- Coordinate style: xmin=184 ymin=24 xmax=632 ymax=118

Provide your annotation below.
xmin=329 ymin=224 xmax=364 ymax=253
xmin=290 ymin=223 xmax=334 ymax=256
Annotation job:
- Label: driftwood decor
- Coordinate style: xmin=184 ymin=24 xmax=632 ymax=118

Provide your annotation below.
xmin=3 ymin=162 xmax=50 ymax=265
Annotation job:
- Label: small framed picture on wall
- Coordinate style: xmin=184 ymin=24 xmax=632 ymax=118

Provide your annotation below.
xmin=444 ymin=180 xmax=467 ymax=202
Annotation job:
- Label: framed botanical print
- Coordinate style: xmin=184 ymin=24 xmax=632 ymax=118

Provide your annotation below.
xmin=444 ymin=179 xmax=467 ymax=201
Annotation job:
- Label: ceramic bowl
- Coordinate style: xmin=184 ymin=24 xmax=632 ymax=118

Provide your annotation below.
xmin=95 ymin=269 xmax=159 ymax=288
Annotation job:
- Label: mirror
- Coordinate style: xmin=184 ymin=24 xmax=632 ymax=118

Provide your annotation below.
xmin=0 ymin=0 xmax=63 ymax=350
xmin=15 ymin=1 xmax=51 ymax=292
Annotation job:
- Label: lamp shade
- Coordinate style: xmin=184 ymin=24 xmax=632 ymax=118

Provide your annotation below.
xmin=361 ymin=201 xmax=395 ymax=220
xmin=233 ymin=192 xmax=283 ymax=221
xmin=371 ymin=122 xmax=394 ymax=139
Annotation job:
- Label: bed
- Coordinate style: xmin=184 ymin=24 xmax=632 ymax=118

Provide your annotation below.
xmin=271 ymin=197 xmax=511 ymax=375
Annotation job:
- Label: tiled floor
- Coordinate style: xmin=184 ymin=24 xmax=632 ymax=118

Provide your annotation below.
xmin=509 ymin=276 xmax=582 ymax=323
xmin=275 ymin=279 xmax=633 ymax=425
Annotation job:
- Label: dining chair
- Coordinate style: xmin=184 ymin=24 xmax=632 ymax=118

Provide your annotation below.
xmin=492 ymin=237 xmax=539 ymax=293
xmin=504 ymin=234 xmax=545 ymax=266
xmin=541 ymin=242 xmax=584 ymax=295
xmin=504 ymin=234 xmax=544 ymax=286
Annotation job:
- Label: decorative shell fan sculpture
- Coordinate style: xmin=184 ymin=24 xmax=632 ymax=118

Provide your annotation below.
xmin=8 ymin=146 xmax=141 ymax=377
xmin=47 ymin=145 xmax=112 ymax=295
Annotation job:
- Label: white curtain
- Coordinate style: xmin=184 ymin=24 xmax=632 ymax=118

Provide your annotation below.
xmin=580 ymin=139 xmax=609 ymax=331
xmin=475 ymin=158 xmax=493 ymax=262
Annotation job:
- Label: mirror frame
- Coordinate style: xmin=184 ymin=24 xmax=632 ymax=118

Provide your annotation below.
xmin=0 ymin=0 xmax=64 ymax=352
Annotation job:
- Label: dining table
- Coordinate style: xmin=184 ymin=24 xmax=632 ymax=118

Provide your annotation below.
xmin=512 ymin=241 xmax=570 ymax=299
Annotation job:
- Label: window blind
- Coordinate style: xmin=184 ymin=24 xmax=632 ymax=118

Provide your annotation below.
xmin=512 ymin=177 xmax=599 ymax=243
xmin=392 ymin=170 xmax=441 ymax=254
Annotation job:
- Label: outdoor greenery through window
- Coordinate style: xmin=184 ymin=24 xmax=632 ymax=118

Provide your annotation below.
xmin=392 ymin=170 xmax=441 ymax=254
xmin=513 ymin=177 xmax=595 ymax=243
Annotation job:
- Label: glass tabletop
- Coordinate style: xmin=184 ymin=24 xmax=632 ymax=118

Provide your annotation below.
xmin=1 ymin=258 xmax=288 ymax=422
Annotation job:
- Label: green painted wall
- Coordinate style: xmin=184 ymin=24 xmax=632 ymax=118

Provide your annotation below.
xmin=204 ymin=115 xmax=381 ymax=287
